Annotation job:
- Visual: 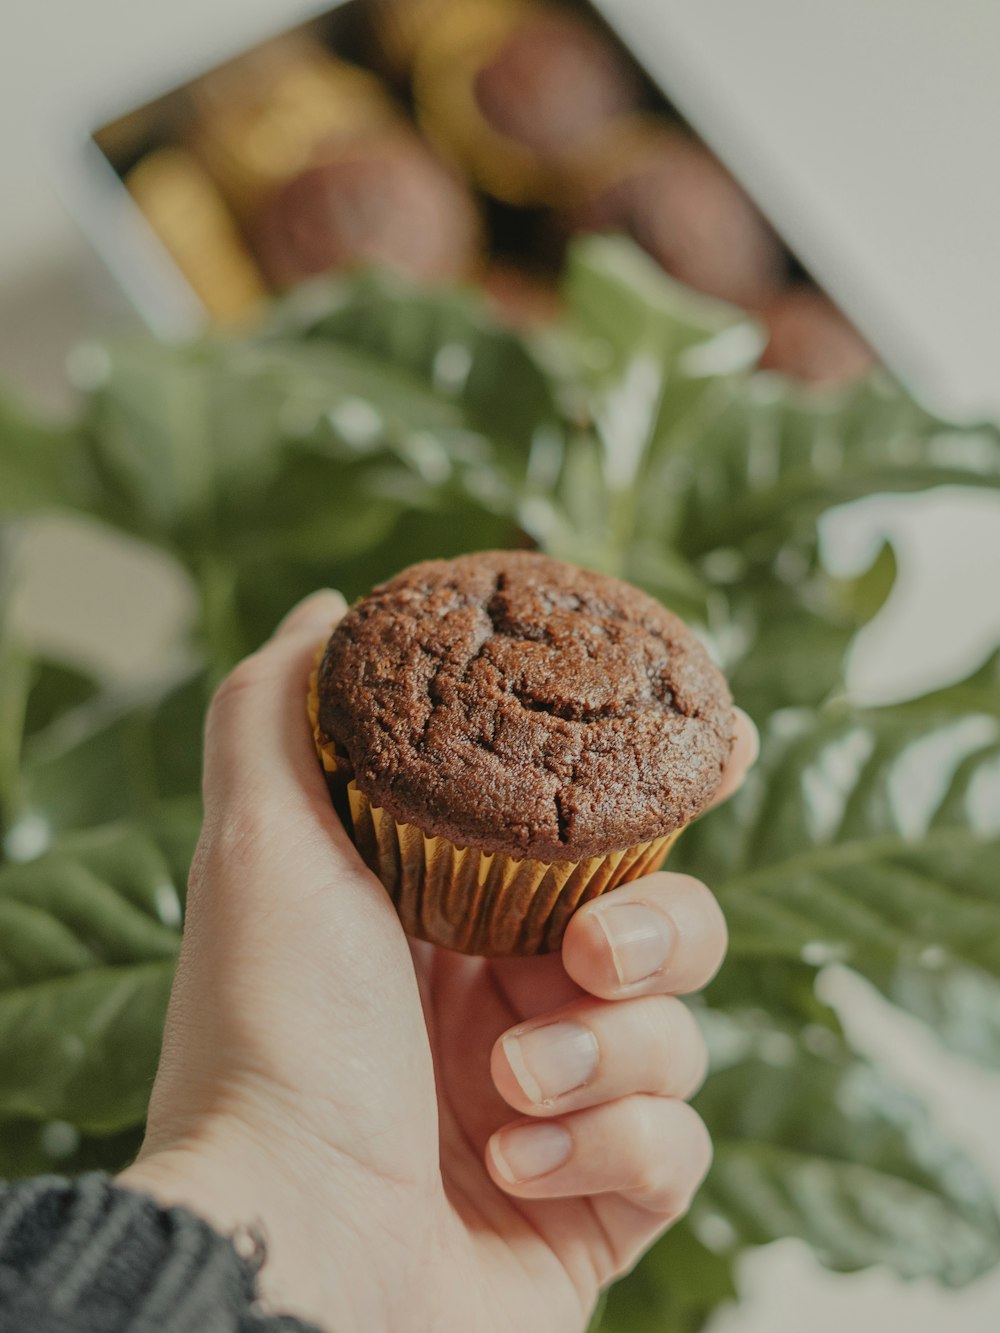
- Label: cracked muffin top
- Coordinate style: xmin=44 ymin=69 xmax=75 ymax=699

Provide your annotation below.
xmin=315 ymin=551 xmax=734 ymax=861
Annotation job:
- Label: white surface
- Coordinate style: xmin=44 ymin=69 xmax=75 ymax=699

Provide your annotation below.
xmin=599 ymin=0 xmax=1000 ymax=421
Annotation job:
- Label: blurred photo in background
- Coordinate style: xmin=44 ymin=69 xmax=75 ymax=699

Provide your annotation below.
xmin=2 ymin=3 xmax=1000 ymax=1331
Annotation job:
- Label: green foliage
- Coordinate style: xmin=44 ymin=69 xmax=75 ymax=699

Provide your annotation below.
xmin=0 ymin=812 xmax=197 ymax=1131
xmin=596 ymin=1221 xmax=737 ymax=1333
xmin=695 ymin=1035 xmax=1000 ymax=1286
xmin=3 ymin=236 xmax=1000 ymax=1332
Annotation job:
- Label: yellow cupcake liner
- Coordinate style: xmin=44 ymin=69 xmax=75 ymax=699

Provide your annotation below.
xmin=308 ymin=663 xmax=682 ymax=956
xmin=348 ymin=785 xmax=680 ymax=955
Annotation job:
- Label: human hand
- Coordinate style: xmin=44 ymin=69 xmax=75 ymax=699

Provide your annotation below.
xmin=120 ymin=590 xmax=758 ymax=1333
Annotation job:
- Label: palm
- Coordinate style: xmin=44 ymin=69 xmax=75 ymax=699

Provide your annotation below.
xmin=410 ymin=941 xmax=658 ymax=1332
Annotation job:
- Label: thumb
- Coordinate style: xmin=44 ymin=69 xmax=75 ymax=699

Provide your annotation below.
xmin=201 ymin=588 xmax=347 ymax=831
xmin=193 ymin=588 xmax=414 ymax=983
xmin=137 ymin=594 xmax=437 ymax=1236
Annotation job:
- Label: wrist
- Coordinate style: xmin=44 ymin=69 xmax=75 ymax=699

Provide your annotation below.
xmin=118 ymin=1124 xmax=390 ymax=1333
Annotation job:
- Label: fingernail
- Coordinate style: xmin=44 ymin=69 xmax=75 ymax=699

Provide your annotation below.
xmin=592 ymin=903 xmax=675 ymax=985
xmin=503 ymin=1022 xmax=599 ymax=1105
xmin=490 ymin=1122 xmax=572 ymax=1184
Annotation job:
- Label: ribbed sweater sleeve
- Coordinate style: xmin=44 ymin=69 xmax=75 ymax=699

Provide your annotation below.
xmin=0 ymin=1173 xmax=324 ymax=1333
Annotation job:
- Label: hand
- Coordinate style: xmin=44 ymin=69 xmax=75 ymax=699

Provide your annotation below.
xmin=120 ymin=590 xmax=758 ymax=1333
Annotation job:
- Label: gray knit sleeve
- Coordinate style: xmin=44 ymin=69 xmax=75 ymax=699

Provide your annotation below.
xmin=0 ymin=1173 xmax=325 ymax=1333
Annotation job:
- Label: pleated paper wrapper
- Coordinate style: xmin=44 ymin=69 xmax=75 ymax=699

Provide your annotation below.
xmin=309 ymin=666 xmax=682 ymax=956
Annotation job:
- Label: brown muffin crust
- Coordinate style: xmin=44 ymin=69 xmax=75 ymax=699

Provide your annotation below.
xmin=317 ymin=551 xmax=734 ymax=861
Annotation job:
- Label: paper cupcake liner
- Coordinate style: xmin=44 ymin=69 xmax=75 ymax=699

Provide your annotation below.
xmin=309 ymin=663 xmax=682 ymax=956
xmin=348 ymin=783 xmax=681 ymax=955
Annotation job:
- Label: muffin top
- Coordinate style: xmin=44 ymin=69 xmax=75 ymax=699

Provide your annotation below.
xmin=316 ymin=551 xmax=734 ymax=861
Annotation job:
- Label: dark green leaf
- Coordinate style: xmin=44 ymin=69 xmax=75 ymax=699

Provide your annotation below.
xmin=23 ymin=658 xmax=101 ymax=739
xmin=0 ymin=961 xmax=172 ymax=1130
xmin=0 ymin=395 xmax=91 ymax=515
xmin=0 ymin=815 xmax=195 ymax=1130
xmin=530 ymin=239 xmax=759 ymax=601
xmin=17 ymin=671 xmax=207 ymax=836
xmin=284 ymin=267 xmax=564 ymax=462
xmin=673 ymin=379 xmax=1000 ymax=560
xmin=595 ymin=1221 xmax=737 ymax=1333
xmin=0 ymin=623 xmax=31 ymax=838
xmin=897 ymin=644 xmax=1000 ymax=717
xmin=835 ymin=539 xmax=898 ymax=625
xmin=873 ymin=960 xmax=1000 ymax=1071
xmin=0 ymin=1119 xmax=144 ymax=1179
xmin=676 ymin=703 xmax=1000 ymax=964
xmin=701 ymin=958 xmax=841 ymax=1037
xmin=694 ymin=1046 xmax=1000 ymax=1285
xmin=563 ymin=235 xmax=761 ymax=388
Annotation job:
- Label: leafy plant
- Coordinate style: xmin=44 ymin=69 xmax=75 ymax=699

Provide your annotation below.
xmin=2 ymin=236 xmax=1000 ymax=1330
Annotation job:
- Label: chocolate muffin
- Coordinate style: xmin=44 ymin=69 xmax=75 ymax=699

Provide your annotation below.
xmin=310 ymin=551 xmax=734 ymax=954
xmin=411 ymin=1 xmax=634 ymax=206
xmin=472 ymin=11 xmax=639 ymax=164
xmin=758 ymin=287 xmax=875 ymax=385
xmin=570 ymin=123 xmax=786 ymax=309
xmin=253 ymin=133 xmax=481 ymax=288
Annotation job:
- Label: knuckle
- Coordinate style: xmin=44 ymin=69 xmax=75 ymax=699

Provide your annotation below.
xmin=624 ymin=1099 xmax=712 ymax=1212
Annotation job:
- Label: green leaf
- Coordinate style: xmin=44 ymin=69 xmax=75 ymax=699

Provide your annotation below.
xmin=694 ymin=1046 xmax=1000 ymax=1285
xmin=676 ymin=702 xmax=1000 ymax=960
xmin=0 ymin=814 xmax=195 ymax=1131
xmin=284 ymin=267 xmax=564 ymax=463
xmin=899 ymin=644 xmax=1000 ymax=717
xmin=878 ymin=961 xmax=1000 ymax=1070
xmin=0 ymin=1119 xmax=144 ymax=1180
xmin=717 ymin=539 xmax=898 ymax=720
xmin=702 ymin=958 xmax=841 ymax=1037
xmin=529 ymin=240 xmax=759 ymax=609
xmin=0 ymin=394 xmax=90 ymax=515
xmin=0 ymin=623 xmax=31 ymax=839
xmin=16 ymin=671 xmax=207 ymax=836
xmin=677 ymin=698 xmax=1000 ymax=1077
xmin=673 ymin=379 xmax=1000 ymax=560
xmin=23 ymin=658 xmax=102 ymax=739
xmin=0 ymin=579 xmax=102 ymax=841
xmin=0 ymin=961 xmax=173 ymax=1130
xmin=562 ymin=235 xmax=762 ymax=387
xmin=835 ymin=539 xmax=898 ymax=625
xmin=595 ymin=1221 xmax=737 ymax=1333
xmin=722 ymin=538 xmax=899 ymax=718
xmin=532 ymin=243 xmax=999 ymax=729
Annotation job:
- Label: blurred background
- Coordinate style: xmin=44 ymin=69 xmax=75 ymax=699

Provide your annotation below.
xmin=2 ymin=2 xmax=1000 ymax=1330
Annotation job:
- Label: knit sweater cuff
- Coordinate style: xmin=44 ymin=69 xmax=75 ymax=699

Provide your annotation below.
xmin=0 ymin=1173 xmax=323 ymax=1333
